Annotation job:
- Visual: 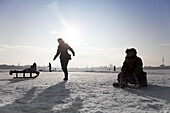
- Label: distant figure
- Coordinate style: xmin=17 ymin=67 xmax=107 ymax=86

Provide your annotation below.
xmin=114 ymin=66 xmax=116 ymax=71
xmin=23 ymin=62 xmax=37 ymax=72
xmin=113 ymin=48 xmax=147 ymax=88
xmin=48 ymin=62 xmax=52 ymax=72
xmin=53 ymin=38 xmax=75 ymax=80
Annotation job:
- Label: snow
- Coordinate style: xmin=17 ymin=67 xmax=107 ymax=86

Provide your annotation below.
xmin=0 ymin=70 xmax=170 ymax=113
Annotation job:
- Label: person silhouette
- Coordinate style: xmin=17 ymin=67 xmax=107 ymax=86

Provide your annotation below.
xmin=53 ymin=38 xmax=75 ymax=80
xmin=115 ymin=48 xmax=147 ymax=88
xmin=48 ymin=62 xmax=52 ymax=72
xmin=114 ymin=66 xmax=116 ymax=71
xmin=23 ymin=62 xmax=37 ymax=72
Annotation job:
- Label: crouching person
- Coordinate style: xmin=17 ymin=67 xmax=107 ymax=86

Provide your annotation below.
xmin=114 ymin=48 xmax=147 ymax=88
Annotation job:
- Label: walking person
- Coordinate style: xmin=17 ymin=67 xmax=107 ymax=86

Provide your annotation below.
xmin=53 ymin=38 xmax=75 ymax=80
xmin=114 ymin=66 xmax=116 ymax=71
xmin=48 ymin=62 xmax=52 ymax=72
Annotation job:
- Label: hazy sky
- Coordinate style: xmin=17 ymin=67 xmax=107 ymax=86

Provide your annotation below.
xmin=0 ymin=0 xmax=170 ymax=67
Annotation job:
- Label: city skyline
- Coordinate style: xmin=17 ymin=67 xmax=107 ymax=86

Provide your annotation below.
xmin=0 ymin=0 xmax=170 ymax=68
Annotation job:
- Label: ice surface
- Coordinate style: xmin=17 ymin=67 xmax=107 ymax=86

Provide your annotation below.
xmin=0 ymin=70 xmax=170 ymax=113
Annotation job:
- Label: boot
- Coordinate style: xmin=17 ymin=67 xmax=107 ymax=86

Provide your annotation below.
xmin=63 ymin=78 xmax=68 ymax=80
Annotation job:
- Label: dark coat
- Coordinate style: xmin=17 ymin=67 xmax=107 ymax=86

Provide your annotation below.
xmin=54 ymin=43 xmax=75 ymax=61
xmin=121 ymin=55 xmax=143 ymax=77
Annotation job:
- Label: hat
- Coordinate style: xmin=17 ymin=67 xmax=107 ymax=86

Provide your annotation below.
xmin=125 ymin=48 xmax=137 ymax=54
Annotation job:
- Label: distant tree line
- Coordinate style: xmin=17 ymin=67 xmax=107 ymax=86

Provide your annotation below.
xmin=0 ymin=64 xmax=30 ymax=69
xmin=0 ymin=64 xmax=170 ymax=71
xmin=144 ymin=66 xmax=170 ymax=69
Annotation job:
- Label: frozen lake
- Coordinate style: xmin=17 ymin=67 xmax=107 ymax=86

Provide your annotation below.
xmin=0 ymin=70 xmax=170 ymax=113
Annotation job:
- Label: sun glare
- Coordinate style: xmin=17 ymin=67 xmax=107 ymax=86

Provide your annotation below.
xmin=64 ymin=25 xmax=81 ymax=46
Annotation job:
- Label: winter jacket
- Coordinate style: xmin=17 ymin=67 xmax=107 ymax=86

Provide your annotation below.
xmin=121 ymin=55 xmax=143 ymax=77
xmin=54 ymin=43 xmax=75 ymax=61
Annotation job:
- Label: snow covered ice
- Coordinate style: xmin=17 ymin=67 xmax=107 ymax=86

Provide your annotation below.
xmin=0 ymin=70 xmax=170 ymax=113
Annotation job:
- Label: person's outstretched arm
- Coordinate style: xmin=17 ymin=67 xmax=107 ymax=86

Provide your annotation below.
xmin=53 ymin=46 xmax=60 ymax=60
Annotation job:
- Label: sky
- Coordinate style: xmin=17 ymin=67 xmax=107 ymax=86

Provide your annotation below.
xmin=0 ymin=0 xmax=170 ymax=68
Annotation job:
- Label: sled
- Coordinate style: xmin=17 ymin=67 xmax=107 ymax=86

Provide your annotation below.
xmin=113 ymin=71 xmax=148 ymax=88
xmin=113 ymin=82 xmax=142 ymax=88
xmin=9 ymin=70 xmax=40 ymax=79
xmin=117 ymin=72 xmax=148 ymax=87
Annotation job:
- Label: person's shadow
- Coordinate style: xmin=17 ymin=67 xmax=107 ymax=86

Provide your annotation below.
xmin=124 ymin=84 xmax=170 ymax=103
xmin=0 ymin=81 xmax=83 ymax=113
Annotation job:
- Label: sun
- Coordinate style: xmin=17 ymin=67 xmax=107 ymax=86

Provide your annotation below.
xmin=64 ymin=25 xmax=81 ymax=46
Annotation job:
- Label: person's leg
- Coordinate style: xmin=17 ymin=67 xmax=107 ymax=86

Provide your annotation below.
xmin=133 ymin=73 xmax=141 ymax=87
xmin=119 ymin=74 xmax=123 ymax=87
xmin=61 ymin=59 xmax=69 ymax=80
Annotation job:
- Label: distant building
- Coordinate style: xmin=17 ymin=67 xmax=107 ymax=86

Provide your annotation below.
xmin=160 ymin=54 xmax=166 ymax=68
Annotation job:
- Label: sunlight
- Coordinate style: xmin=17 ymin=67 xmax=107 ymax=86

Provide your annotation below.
xmin=64 ymin=25 xmax=81 ymax=46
